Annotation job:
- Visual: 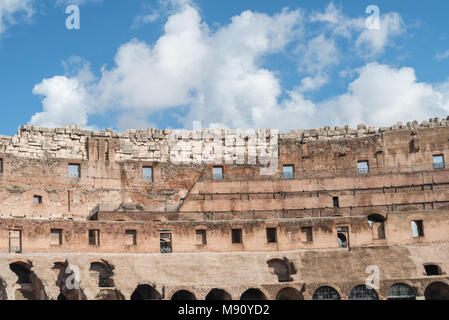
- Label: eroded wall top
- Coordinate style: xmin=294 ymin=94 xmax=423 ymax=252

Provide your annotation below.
xmin=0 ymin=117 xmax=447 ymax=161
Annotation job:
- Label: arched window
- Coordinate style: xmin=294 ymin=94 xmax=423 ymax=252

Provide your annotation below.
xmin=240 ymin=288 xmax=267 ymax=300
xmin=205 ymin=288 xmax=231 ymax=300
xmin=424 ymin=282 xmax=449 ymax=300
xmin=387 ymin=283 xmax=416 ymax=300
xmin=89 ymin=261 xmax=114 ymax=288
xmin=171 ymin=290 xmax=196 ymax=300
xmin=312 ymin=286 xmax=340 ymax=300
xmin=131 ymin=285 xmax=161 ymax=300
xmin=276 ymin=287 xmax=302 ymax=300
xmin=349 ymin=285 xmax=378 ymax=300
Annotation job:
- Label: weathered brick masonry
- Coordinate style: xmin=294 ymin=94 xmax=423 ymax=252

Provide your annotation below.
xmin=1 ymin=118 xmax=449 ymax=300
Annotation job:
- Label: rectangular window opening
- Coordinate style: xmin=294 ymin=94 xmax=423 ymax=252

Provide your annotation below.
xmin=283 ymin=165 xmax=294 ymax=179
xmin=411 ymin=220 xmax=424 ymax=238
xmin=357 ymin=161 xmax=369 ymax=174
xmin=213 ymin=166 xmax=224 ymax=180
xmin=50 ymin=229 xmax=63 ymax=245
xmin=125 ymin=230 xmax=137 ymax=246
xmin=142 ymin=166 xmax=153 ymax=181
xmin=266 ymin=227 xmax=277 ymax=243
xmin=196 ymin=229 xmax=207 ymax=245
xmin=333 ymin=196 xmax=339 ymax=208
xmin=68 ymin=164 xmax=80 ymax=178
xmin=337 ymin=226 xmax=349 ymax=248
xmin=433 ymin=155 xmax=445 ymax=169
xmin=33 ymin=195 xmax=42 ymax=204
xmin=160 ymin=233 xmax=172 ymax=253
xmin=9 ymin=229 xmax=22 ymax=253
xmin=301 ymin=227 xmax=313 ymax=242
xmin=232 ymin=229 xmax=242 ymax=244
xmin=88 ymin=229 xmax=100 ymax=245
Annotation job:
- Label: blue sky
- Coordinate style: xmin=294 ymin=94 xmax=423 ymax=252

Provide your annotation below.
xmin=0 ymin=0 xmax=448 ymax=135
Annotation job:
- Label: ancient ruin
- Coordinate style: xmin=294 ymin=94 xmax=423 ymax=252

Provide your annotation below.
xmin=2 ymin=117 xmax=449 ymax=300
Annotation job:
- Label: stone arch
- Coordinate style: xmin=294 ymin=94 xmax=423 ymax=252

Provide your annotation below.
xmin=275 ymin=287 xmax=303 ymax=300
xmin=171 ymin=290 xmax=196 ymax=300
xmin=387 ymin=283 xmax=416 ymax=300
xmin=240 ymin=288 xmax=267 ymax=300
xmin=9 ymin=260 xmax=47 ymax=300
xmin=51 ymin=260 xmax=86 ymax=300
xmin=205 ymin=288 xmax=232 ymax=300
xmin=348 ymin=285 xmax=379 ymax=300
xmin=89 ymin=260 xmax=115 ymax=288
xmin=312 ymin=286 xmax=341 ymax=300
xmin=424 ymin=281 xmax=449 ymax=300
xmin=267 ymin=258 xmax=296 ymax=282
xmin=130 ymin=284 xmax=162 ymax=300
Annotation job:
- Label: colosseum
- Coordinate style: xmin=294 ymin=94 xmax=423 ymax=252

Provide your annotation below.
xmin=2 ymin=118 xmax=449 ymax=301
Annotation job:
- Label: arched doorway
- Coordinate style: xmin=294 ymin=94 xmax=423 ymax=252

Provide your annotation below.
xmin=275 ymin=287 xmax=302 ymax=300
xmin=240 ymin=288 xmax=267 ymax=300
xmin=312 ymin=286 xmax=340 ymax=300
xmin=387 ymin=283 xmax=416 ymax=300
xmin=131 ymin=285 xmax=161 ymax=300
xmin=424 ymin=282 xmax=449 ymax=300
xmin=89 ymin=261 xmax=114 ymax=288
xmin=205 ymin=289 xmax=231 ymax=300
xmin=10 ymin=261 xmax=46 ymax=300
xmin=349 ymin=285 xmax=378 ymax=300
xmin=171 ymin=290 xmax=196 ymax=300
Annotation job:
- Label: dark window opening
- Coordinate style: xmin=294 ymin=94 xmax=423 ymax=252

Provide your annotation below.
xmin=411 ymin=220 xmax=424 ymax=238
xmin=337 ymin=226 xmax=349 ymax=248
xmin=301 ymin=227 xmax=313 ymax=242
xmin=387 ymin=283 xmax=416 ymax=300
xmin=51 ymin=229 xmax=63 ymax=245
xmin=358 ymin=161 xmax=369 ymax=174
xmin=232 ymin=229 xmax=242 ymax=244
xmin=9 ymin=229 xmax=22 ymax=253
xmin=125 ymin=230 xmax=137 ymax=246
xmin=89 ymin=262 xmax=114 ymax=288
xmin=0 ymin=158 xmax=3 ymax=174
xmin=33 ymin=195 xmax=42 ymax=204
xmin=266 ymin=228 xmax=277 ymax=243
xmin=433 ymin=155 xmax=445 ymax=169
xmin=425 ymin=264 xmax=441 ymax=276
xmin=368 ymin=214 xmax=386 ymax=240
xmin=333 ymin=197 xmax=339 ymax=208
xmin=160 ymin=233 xmax=172 ymax=253
xmin=88 ymin=229 xmax=100 ymax=245
xmin=213 ymin=166 xmax=224 ymax=180
xmin=196 ymin=229 xmax=207 ymax=245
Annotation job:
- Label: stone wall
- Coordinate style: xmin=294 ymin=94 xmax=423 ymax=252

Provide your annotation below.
xmin=1 ymin=117 xmax=448 ymax=162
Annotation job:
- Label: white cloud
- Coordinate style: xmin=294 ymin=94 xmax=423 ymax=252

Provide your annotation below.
xmin=29 ymin=2 xmax=448 ymax=132
xmin=0 ymin=0 xmax=33 ymax=35
xmin=435 ymin=50 xmax=449 ymax=61
xmin=310 ymin=3 xmax=404 ymax=57
xmin=131 ymin=12 xmax=160 ymax=29
xmin=355 ymin=12 xmax=404 ymax=57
